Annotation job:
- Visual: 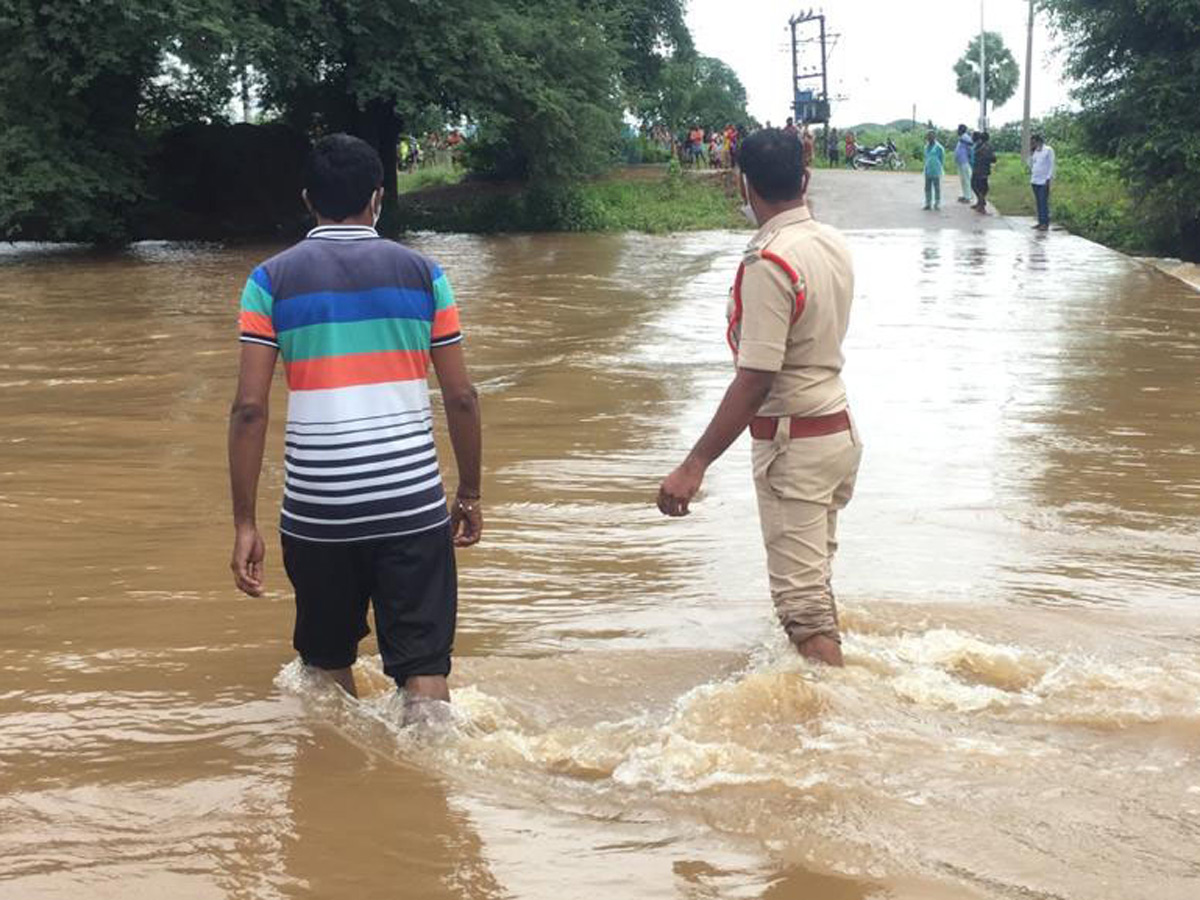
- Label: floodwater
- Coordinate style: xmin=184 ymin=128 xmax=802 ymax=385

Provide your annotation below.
xmin=2 ymin=225 xmax=1199 ymax=900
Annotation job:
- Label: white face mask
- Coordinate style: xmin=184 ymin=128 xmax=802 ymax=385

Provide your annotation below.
xmin=371 ymin=192 xmax=382 ymax=228
xmin=740 ymin=175 xmax=758 ymax=227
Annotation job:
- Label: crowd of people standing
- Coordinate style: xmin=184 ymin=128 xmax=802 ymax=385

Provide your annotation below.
xmin=925 ymin=124 xmax=1054 ymax=228
xmin=396 ymin=130 xmax=468 ymax=173
xmin=945 ymin=125 xmax=997 ymax=213
xmin=654 ymin=117 xmax=826 ymax=172
xmin=405 ymin=114 xmax=1058 ymax=231
xmin=653 ymin=123 xmax=749 ymax=169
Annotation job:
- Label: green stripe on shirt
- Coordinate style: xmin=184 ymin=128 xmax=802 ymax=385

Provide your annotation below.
xmin=279 ymin=317 xmax=433 ymax=362
xmin=240 ymin=278 xmax=273 ymax=316
xmin=433 ymin=273 xmax=456 ymax=312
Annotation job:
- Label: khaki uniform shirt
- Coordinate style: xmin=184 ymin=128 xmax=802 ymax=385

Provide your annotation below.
xmin=727 ymin=206 xmax=854 ymax=418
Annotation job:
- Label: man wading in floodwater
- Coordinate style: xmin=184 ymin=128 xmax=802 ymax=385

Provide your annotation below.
xmin=227 ymin=134 xmax=482 ymax=711
xmin=657 ymin=128 xmax=861 ymax=667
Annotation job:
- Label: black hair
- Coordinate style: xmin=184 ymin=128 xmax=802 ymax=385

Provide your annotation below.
xmin=304 ymin=134 xmax=384 ymax=221
xmin=739 ymin=128 xmax=805 ymax=203
xmin=980 ymin=131 xmax=990 ymax=143
xmin=1032 ymin=133 xmax=1044 ymax=143
xmin=957 ymin=124 xmax=967 ymax=135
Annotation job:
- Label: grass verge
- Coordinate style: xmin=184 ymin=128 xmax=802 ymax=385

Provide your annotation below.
xmin=987 ymin=151 xmax=1143 ymax=253
xmin=399 ymin=166 xmax=746 ymax=234
xmin=397 ymin=164 xmax=464 ymax=195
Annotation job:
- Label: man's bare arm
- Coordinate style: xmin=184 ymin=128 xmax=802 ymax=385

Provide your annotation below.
xmin=431 ymin=342 xmax=483 ymax=546
xmin=228 ymin=342 xmax=277 ymax=595
xmin=658 ymin=367 xmax=775 ymax=517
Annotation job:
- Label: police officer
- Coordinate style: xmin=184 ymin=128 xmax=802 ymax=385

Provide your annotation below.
xmin=657 ymin=127 xmax=861 ymax=666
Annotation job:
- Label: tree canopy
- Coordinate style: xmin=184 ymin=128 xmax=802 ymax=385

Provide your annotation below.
xmin=953 ymin=31 xmax=1020 ymax=118
xmin=0 ymin=0 xmax=224 ymax=241
xmin=637 ymin=54 xmax=753 ymax=133
xmin=0 ymin=0 xmax=747 ymax=242
xmin=1042 ymin=0 xmax=1200 ymax=259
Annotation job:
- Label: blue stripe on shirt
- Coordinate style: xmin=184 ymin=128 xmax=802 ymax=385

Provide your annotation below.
xmin=273 ymin=286 xmax=435 ymax=333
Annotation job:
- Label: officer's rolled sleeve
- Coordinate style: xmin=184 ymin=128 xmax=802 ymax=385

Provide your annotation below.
xmin=736 ymin=256 xmax=797 ymax=372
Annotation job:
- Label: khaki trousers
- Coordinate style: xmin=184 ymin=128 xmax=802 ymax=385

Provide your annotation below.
xmin=751 ymin=419 xmax=862 ymax=645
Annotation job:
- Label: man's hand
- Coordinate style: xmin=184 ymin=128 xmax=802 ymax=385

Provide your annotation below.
xmin=658 ymin=459 xmax=706 ymax=517
xmin=655 ymin=367 xmax=775 ymax=519
xmin=450 ymin=492 xmax=483 ymax=547
xmin=231 ymin=524 xmax=266 ymax=596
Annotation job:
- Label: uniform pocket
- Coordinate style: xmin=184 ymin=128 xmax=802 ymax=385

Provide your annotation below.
xmin=751 ymin=437 xmax=783 ymax=489
xmin=768 ymin=431 xmax=858 ymax=505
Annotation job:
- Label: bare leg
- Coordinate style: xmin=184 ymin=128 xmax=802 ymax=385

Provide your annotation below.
xmin=791 ymin=633 xmax=844 ymax=667
xmin=321 ymin=666 xmax=358 ymax=698
xmin=402 ymin=675 xmax=451 ymax=726
xmin=404 ymin=674 xmax=450 ymax=702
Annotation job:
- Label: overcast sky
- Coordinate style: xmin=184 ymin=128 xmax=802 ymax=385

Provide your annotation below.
xmin=686 ymin=0 xmax=1075 ymax=129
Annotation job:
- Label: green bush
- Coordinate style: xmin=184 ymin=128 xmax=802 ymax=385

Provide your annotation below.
xmin=989 ymin=151 xmax=1143 ymax=253
xmin=397 ymin=164 xmax=463 ymax=195
xmin=620 ymin=134 xmax=674 ymax=165
xmin=400 ymin=169 xmax=743 ymax=234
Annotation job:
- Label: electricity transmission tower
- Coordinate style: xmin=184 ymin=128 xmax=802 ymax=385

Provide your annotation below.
xmin=789 ymin=9 xmax=832 ymax=124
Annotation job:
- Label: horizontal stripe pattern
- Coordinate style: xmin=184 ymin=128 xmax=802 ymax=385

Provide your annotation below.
xmin=286 ymin=383 xmax=432 ymax=424
xmin=240 ymin=310 xmax=275 ymax=335
xmin=280 ymin=317 xmax=431 ymax=361
xmin=307 ymin=224 xmax=380 ymax=241
xmin=284 ymin=350 xmax=428 ymax=391
xmin=238 ymin=266 xmax=278 ymax=347
xmin=432 ymin=305 xmax=461 ymax=342
xmin=242 ymin=226 xmax=463 ymax=541
xmin=280 ymin=412 xmax=447 ymax=541
xmin=274 ymin=286 xmax=435 ymax=334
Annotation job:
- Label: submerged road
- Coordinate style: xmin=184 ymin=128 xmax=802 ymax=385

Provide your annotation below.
xmin=809 ymin=167 xmax=1011 ymax=231
xmin=1 ymin=171 xmax=1198 ymax=900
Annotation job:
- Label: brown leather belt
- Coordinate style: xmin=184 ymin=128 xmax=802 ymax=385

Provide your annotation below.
xmin=749 ymin=409 xmax=851 ymax=441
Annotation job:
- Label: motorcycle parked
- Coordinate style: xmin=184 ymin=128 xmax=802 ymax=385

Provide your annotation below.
xmin=852 ymin=139 xmax=905 ymax=171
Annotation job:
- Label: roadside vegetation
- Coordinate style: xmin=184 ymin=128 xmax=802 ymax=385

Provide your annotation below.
xmin=989 ymin=152 xmax=1139 ymax=253
xmin=0 ymin=0 xmax=752 ymax=244
xmin=397 ymin=164 xmax=464 ymax=196
xmin=1038 ymin=0 xmax=1199 ymax=260
xmin=401 ymin=162 xmax=744 ymax=234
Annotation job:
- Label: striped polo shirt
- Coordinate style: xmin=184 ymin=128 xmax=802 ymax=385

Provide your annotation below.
xmin=238 ymin=224 xmax=462 ymax=542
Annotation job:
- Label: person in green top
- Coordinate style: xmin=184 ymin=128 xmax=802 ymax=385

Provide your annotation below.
xmin=923 ymin=130 xmax=945 ymax=211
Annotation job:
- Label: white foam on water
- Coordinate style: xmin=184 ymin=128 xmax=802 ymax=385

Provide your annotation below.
xmin=272 ymin=614 xmax=1200 ymax=900
xmin=273 ymin=617 xmax=1200 ymax=789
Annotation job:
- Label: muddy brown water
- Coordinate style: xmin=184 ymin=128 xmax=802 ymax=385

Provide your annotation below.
xmin=2 ymin=228 xmax=1199 ymax=900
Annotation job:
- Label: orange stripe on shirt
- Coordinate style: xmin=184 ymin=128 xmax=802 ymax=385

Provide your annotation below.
xmin=432 ymin=304 xmax=461 ymax=341
xmin=285 ymin=350 xmax=429 ymax=390
xmin=240 ymin=310 xmax=276 ymax=338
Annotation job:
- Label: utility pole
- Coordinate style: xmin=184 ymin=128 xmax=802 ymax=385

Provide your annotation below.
xmin=1021 ymin=0 xmax=1035 ymax=161
xmin=789 ymin=9 xmax=832 ymax=124
xmin=978 ymin=0 xmax=987 ymax=131
xmin=790 ymin=16 xmax=799 ymax=120
xmin=819 ymin=14 xmax=828 ymax=107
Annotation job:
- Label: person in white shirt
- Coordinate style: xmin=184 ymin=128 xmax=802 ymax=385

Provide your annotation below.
xmin=1029 ymin=134 xmax=1057 ymax=231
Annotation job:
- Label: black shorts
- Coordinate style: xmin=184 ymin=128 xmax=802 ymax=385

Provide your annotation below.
xmin=281 ymin=523 xmax=457 ymax=684
xmin=972 ymin=174 xmax=990 ymax=198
